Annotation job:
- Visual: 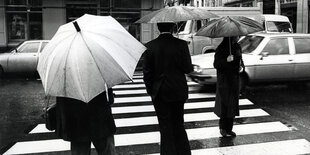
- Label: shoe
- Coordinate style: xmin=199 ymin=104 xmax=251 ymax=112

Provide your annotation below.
xmin=220 ymin=129 xmax=228 ymax=137
xmin=227 ymin=131 xmax=236 ymax=137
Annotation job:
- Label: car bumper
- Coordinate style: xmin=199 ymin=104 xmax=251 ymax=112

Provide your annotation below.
xmin=188 ymin=72 xmax=217 ymax=85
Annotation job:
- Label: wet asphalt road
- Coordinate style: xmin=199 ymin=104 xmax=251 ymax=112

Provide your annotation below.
xmin=0 ymin=76 xmax=310 ymax=153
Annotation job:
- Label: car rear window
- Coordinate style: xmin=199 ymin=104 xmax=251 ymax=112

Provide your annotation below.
xmin=239 ymin=36 xmax=264 ymax=54
xmin=19 ymin=42 xmax=40 ymax=53
xmin=294 ymin=38 xmax=310 ymax=54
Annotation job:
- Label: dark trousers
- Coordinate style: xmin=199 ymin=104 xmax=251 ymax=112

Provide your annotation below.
xmin=71 ymin=135 xmax=115 ymax=155
xmin=153 ymin=100 xmax=191 ymax=155
xmin=219 ymin=117 xmax=234 ymax=132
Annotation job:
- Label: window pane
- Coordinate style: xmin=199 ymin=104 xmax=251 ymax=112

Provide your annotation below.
xmin=294 ymin=38 xmax=310 ymax=54
xmin=19 ymin=42 xmax=40 ymax=53
xmin=66 ymin=4 xmax=97 ymax=22
xmin=239 ymin=36 xmax=264 ymax=54
xmin=114 ymin=0 xmax=141 ymax=8
xmin=6 ymin=0 xmax=27 ymax=5
xmin=40 ymin=42 xmax=48 ymax=52
xmin=262 ymin=38 xmax=289 ymax=55
xmin=7 ymin=13 xmax=27 ymax=40
xmin=29 ymin=13 xmax=42 ymax=39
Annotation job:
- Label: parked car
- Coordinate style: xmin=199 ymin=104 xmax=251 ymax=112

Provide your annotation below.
xmin=188 ymin=33 xmax=310 ymax=90
xmin=0 ymin=40 xmax=49 ymax=77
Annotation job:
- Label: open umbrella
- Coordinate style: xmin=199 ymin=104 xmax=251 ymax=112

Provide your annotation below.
xmin=135 ymin=6 xmax=219 ymax=23
xmin=196 ymin=16 xmax=264 ymax=55
xmin=37 ymin=14 xmax=146 ymax=103
xmin=196 ymin=16 xmax=264 ymax=38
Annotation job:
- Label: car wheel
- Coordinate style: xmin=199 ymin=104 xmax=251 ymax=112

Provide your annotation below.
xmin=204 ymin=49 xmax=216 ymax=54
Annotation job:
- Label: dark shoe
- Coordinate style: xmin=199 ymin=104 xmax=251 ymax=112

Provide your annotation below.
xmin=227 ymin=131 xmax=236 ymax=137
xmin=220 ymin=129 xmax=228 ymax=137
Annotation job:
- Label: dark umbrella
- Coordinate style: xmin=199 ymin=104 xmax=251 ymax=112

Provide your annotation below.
xmin=196 ymin=16 xmax=264 ymax=55
xmin=135 ymin=6 xmax=219 ymax=23
xmin=196 ymin=16 xmax=264 ymax=37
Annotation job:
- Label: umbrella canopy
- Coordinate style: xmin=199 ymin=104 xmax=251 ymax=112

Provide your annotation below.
xmin=196 ymin=16 xmax=264 ymax=38
xmin=135 ymin=6 xmax=219 ymax=23
xmin=37 ymin=14 xmax=146 ymax=103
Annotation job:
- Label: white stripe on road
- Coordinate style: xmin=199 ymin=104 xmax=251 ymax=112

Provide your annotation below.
xmin=116 ymin=121 xmax=290 ymax=146
xmin=5 ymin=122 xmax=291 ymax=154
xmin=30 ymin=108 xmax=266 ymax=134
xmin=124 ymin=79 xmax=144 ymax=83
xmin=114 ymin=109 xmax=269 ymax=127
xmin=113 ymin=82 xmax=199 ymax=89
xmin=114 ymin=93 xmax=215 ymax=103
xmin=112 ymin=99 xmax=253 ymax=114
xmin=149 ymin=139 xmax=310 ymax=155
xmin=113 ymin=86 xmax=202 ymax=95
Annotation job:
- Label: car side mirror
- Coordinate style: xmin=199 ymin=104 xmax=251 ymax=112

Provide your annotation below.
xmin=11 ymin=49 xmax=17 ymax=53
xmin=260 ymin=52 xmax=269 ymax=60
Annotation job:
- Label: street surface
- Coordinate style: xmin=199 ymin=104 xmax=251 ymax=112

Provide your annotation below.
xmin=1 ymin=73 xmax=310 ymax=154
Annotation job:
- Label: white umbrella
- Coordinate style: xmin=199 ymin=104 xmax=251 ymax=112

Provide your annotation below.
xmin=37 ymin=14 xmax=146 ymax=103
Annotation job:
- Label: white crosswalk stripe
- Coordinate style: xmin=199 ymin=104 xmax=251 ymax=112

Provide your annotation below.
xmin=3 ymin=74 xmax=310 ymax=155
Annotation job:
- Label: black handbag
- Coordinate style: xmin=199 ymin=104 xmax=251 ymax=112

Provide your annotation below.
xmin=43 ymin=97 xmax=56 ymax=131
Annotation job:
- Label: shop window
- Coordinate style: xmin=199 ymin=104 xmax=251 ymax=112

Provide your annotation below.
xmin=5 ymin=0 xmax=42 ymax=43
xmin=66 ymin=4 xmax=98 ymax=22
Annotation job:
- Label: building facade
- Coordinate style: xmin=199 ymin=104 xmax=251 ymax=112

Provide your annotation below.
xmin=0 ymin=0 xmax=164 ymax=51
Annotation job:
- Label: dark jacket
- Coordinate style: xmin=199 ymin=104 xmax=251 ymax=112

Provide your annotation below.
xmin=55 ymin=88 xmax=116 ymax=142
xmin=213 ymin=38 xmax=243 ymax=118
xmin=143 ymin=33 xmax=193 ymax=102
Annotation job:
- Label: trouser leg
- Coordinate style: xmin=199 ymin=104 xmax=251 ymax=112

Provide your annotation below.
xmin=171 ymin=101 xmax=191 ymax=155
xmin=92 ymin=135 xmax=116 ymax=155
xmin=71 ymin=141 xmax=91 ymax=155
xmin=226 ymin=118 xmax=234 ymax=132
xmin=219 ymin=117 xmax=234 ymax=131
xmin=153 ymin=100 xmax=177 ymax=155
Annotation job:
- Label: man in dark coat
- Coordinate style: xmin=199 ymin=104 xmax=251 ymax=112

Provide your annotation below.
xmin=55 ymin=88 xmax=116 ymax=155
xmin=213 ymin=37 xmax=244 ymax=137
xmin=143 ymin=22 xmax=193 ymax=155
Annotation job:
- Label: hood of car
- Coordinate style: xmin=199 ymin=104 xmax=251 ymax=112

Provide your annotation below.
xmin=191 ymin=53 xmax=215 ymax=69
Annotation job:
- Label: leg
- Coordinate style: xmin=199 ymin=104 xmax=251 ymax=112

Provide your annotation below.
xmin=92 ymin=135 xmax=116 ymax=155
xmin=153 ymin=100 xmax=177 ymax=155
xmin=170 ymin=101 xmax=191 ymax=155
xmin=71 ymin=141 xmax=91 ymax=155
xmin=219 ymin=117 xmax=228 ymax=137
xmin=226 ymin=118 xmax=236 ymax=136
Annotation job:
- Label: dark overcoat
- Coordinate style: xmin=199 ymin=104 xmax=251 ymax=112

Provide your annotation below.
xmin=55 ymin=89 xmax=116 ymax=142
xmin=143 ymin=33 xmax=193 ymax=102
xmin=213 ymin=38 xmax=242 ymax=118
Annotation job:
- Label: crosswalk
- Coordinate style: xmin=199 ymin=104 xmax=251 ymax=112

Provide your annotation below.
xmin=3 ymin=73 xmax=310 ymax=154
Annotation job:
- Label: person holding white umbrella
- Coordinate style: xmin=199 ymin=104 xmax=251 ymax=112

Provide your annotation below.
xmin=37 ymin=14 xmax=146 ymax=155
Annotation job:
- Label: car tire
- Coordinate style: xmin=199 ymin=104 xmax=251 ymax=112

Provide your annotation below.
xmin=204 ymin=49 xmax=216 ymax=54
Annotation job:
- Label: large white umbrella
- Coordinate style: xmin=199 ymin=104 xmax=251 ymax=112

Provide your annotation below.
xmin=37 ymin=14 xmax=146 ymax=103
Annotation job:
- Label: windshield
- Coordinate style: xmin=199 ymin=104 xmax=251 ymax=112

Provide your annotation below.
xmin=178 ymin=21 xmax=191 ymax=34
xmin=239 ymin=36 xmax=264 ymax=54
xmin=266 ymin=21 xmax=292 ymax=33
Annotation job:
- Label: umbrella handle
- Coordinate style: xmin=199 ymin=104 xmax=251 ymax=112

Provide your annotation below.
xmin=229 ymin=37 xmax=232 ymax=55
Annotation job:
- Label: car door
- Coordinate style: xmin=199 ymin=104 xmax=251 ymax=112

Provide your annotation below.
xmin=191 ymin=20 xmax=211 ymax=55
xmin=291 ymin=37 xmax=310 ymax=79
xmin=7 ymin=41 xmax=40 ymax=73
xmin=254 ymin=37 xmax=294 ymax=81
